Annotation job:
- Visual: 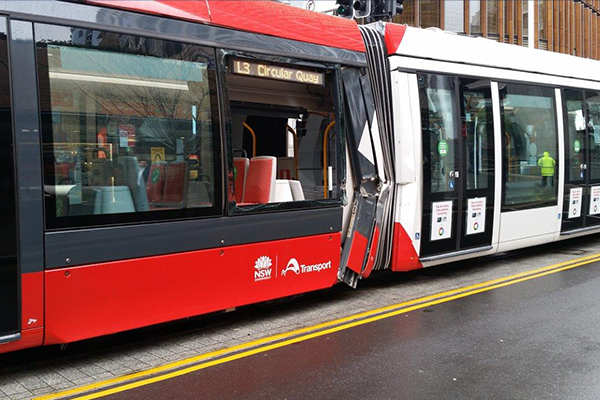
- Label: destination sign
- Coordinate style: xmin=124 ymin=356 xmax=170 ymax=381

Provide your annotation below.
xmin=232 ymin=59 xmax=325 ymax=86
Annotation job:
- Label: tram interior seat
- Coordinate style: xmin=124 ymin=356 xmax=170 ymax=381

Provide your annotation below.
xmin=289 ymin=180 xmax=305 ymax=201
xmin=146 ymin=162 xmax=167 ymax=203
xmin=274 ymin=179 xmax=294 ymax=202
xmin=234 ymin=157 xmax=250 ymax=203
xmin=240 ymin=156 xmax=277 ymax=205
xmin=68 ymin=187 xmax=102 ymax=216
xmin=162 ymin=161 xmax=189 ymax=206
xmin=187 ymin=181 xmax=210 ymax=205
xmin=146 ymin=161 xmax=189 ymax=208
xmin=67 ymin=185 xmax=135 ymax=215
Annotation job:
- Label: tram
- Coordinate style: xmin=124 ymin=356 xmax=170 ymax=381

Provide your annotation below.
xmin=1 ymin=0 xmax=600 ymax=354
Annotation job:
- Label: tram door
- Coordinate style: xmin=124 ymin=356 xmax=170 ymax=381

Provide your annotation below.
xmin=419 ymin=74 xmax=495 ymax=258
xmin=562 ymin=89 xmax=600 ymax=232
xmin=0 ymin=16 xmax=19 ymax=343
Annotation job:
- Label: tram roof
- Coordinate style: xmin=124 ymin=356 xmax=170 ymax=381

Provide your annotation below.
xmin=83 ymin=0 xmax=366 ymax=53
xmin=385 ymin=24 xmax=600 ymax=85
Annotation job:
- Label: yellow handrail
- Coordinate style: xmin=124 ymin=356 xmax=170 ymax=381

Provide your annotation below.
xmin=243 ymin=122 xmax=257 ymax=158
xmin=286 ymin=124 xmax=299 ymax=180
xmin=323 ymin=121 xmax=336 ymax=199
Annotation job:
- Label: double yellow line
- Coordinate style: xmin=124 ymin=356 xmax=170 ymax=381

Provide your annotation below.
xmin=36 ymin=251 xmax=600 ymax=400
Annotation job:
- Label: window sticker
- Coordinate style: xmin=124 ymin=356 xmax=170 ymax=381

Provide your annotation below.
xmin=568 ymin=187 xmax=583 ymax=219
xmin=466 ymin=197 xmax=486 ymax=235
xmin=438 ymin=140 xmax=448 ymax=157
xmin=589 ymin=186 xmax=600 ymax=215
xmin=431 ymin=200 xmax=452 ymax=241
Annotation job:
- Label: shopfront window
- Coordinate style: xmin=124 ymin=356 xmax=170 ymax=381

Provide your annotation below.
xmin=420 ymin=0 xmax=441 ymax=29
xmin=393 ymin=0 xmax=416 ymax=25
xmin=487 ymin=0 xmax=500 ymax=36
xmin=539 ymin=0 xmax=548 ymax=42
xmin=36 ymin=24 xmax=221 ymax=229
xmin=500 ymin=83 xmax=558 ymax=210
xmin=469 ymin=0 xmax=482 ymax=35
xmin=444 ymin=0 xmax=465 ymax=32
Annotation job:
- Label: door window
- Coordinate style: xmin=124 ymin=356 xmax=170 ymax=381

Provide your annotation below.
xmin=419 ymin=73 xmax=459 ymax=256
xmin=500 ymin=83 xmax=558 ymax=211
xmin=587 ymin=93 xmax=600 ymax=181
xmin=462 ymin=81 xmax=494 ymax=191
xmin=564 ymin=90 xmax=586 ymax=183
xmin=36 ymin=24 xmax=222 ymax=229
xmin=420 ymin=74 xmax=458 ymax=194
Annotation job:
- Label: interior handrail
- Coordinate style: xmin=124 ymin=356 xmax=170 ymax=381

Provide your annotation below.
xmin=243 ymin=122 xmax=257 ymax=158
xmin=323 ymin=121 xmax=336 ymax=199
xmin=286 ymin=124 xmax=299 ymax=180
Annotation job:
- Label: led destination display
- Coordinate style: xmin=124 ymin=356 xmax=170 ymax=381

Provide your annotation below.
xmin=232 ymin=59 xmax=325 ymax=86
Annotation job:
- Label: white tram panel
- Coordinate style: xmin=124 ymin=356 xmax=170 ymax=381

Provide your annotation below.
xmin=490 ymin=81 xmax=503 ymax=252
xmin=387 ymin=26 xmax=600 ymax=262
xmin=391 ymin=70 xmax=421 ymax=257
xmin=554 ymin=89 xmax=567 ymax=241
xmin=392 ymin=27 xmax=600 ymax=85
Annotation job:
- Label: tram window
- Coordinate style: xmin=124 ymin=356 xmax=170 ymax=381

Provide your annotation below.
xmin=587 ymin=93 xmax=600 ymax=181
xmin=500 ymin=83 xmax=558 ymax=210
xmin=36 ymin=24 xmax=222 ymax=229
xmin=419 ymin=74 xmax=458 ymax=194
xmin=0 ymin=17 xmax=19 ymax=336
xmin=564 ymin=90 xmax=585 ymax=183
xmin=226 ymin=58 xmax=340 ymax=211
xmin=461 ymin=80 xmax=494 ymax=191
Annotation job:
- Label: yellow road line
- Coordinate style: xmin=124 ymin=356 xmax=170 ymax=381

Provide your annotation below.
xmin=35 ymin=251 xmax=600 ymax=400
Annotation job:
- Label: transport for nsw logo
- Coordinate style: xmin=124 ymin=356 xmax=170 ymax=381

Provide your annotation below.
xmin=282 ymin=257 xmax=332 ymax=277
xmin=254 ymin=256 xmax=273 ymax=281
xmin=281 ymin=258 xmax=301 ymax=276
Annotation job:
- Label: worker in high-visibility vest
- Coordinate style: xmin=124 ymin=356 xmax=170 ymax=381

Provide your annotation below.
xmin=538 ymin=151 xmax=556 ymax=187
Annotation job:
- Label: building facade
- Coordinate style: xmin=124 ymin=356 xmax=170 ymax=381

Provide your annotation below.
xmin=393 ymin=0 xmax=600 ymax=60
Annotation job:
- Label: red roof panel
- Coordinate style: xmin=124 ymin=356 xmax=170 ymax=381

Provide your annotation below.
xmin=84 ymin=0 xmax=365 ymax=53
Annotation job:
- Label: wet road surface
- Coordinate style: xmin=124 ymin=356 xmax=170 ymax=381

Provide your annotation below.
xmin=96 ymin=259 xmax=600 ymax=399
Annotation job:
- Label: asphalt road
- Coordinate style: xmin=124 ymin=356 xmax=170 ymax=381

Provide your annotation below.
xmin=99 ymin=256 xmax=600 ymax=399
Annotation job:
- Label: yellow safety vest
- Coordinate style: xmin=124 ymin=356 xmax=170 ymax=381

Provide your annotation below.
xmin=538 ymin=153 xmax=556 ymax=177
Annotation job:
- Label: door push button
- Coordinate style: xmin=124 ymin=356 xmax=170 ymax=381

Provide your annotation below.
xmin=449 ymin=171 xmax=460 ymax=179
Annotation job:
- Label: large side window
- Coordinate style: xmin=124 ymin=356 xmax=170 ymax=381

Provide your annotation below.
xmin=36 ymin=24 xmax=222 ymax=229
xmin=0 ymin=17 xmax=19 ymax=337
xmin=500 ymin=83 xmax=558 ymax=211
xmin=224 ymin=56 xmax=342 ymax=212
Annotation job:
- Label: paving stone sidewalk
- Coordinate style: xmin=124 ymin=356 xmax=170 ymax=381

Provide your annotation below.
xmin=2 ymin=235 xmax=600 ymax=400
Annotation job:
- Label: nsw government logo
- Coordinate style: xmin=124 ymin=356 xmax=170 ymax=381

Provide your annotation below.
xmin=254 ymin=256 xmax=273 ymax=282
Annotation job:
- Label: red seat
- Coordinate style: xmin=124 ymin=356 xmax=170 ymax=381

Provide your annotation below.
xmin=242 ymin=156 xmax=277 ymax=205
xmin=145 ymin=162 xmax=167 ymax=203
xmin=233 ymin=157 xmax=249 ymax=203
xmin=162 ymin=162 xmax=188 ymax=204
